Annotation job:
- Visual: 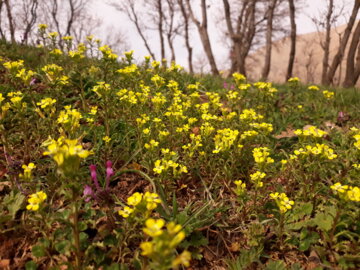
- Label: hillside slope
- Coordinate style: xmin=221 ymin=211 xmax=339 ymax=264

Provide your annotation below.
xmin=248 ymin=23 xmax=357 ymax=85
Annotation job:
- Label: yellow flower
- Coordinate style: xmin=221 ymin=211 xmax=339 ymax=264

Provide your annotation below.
xmin=118 ymin=206 xmax=134 ymax=218
xmin=38 ymin=24 xmax=48 ymax=30
xmin=270 ymin=192 xmax=294 ymax=213
xmin=308 ymin=85 xmax=319 ymax=91
xmin=103 ymin=136 xmax=111 ymax=143
xmin=20 ymin=163 xmax=36 ymax=180
xmin=140 ymin=241 xmax=153 ymax=256
xmin=43 ymin=137 xmax=92 ymax=175
xmin=144 ymin=192 xmax=162 ymax=210
xmin=347 ymin=187 xmax=360 ymax=202
xmin=37 ymin=97 xmax=56 ymax=109
xmin=143 ymin=218 xmax=165 ymax=237
xmin=330 ymin=182 xmax=348 ymax=194
xmin=172 ymin=250 xmax=191 ymax=268
xmin=127 ymin=192 xmax=143 ymax=206
xmin=26 ymin=191 xmax=47 ymax=211
xmin=322 ymin=90 xmax=334 ymax=99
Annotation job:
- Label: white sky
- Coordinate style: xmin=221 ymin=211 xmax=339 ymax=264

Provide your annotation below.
xmin=89 ymin=0 xmax=354 ymax=70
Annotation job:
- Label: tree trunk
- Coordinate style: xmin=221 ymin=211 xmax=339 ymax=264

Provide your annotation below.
xmin=186 ymin=0 xmax=219 ymax=75
xmin=0 ymin=0 xmax=5 ymax=39
xmin=4 ymin=0 xmax=15 ymax=43
xmin=178 ymin=0 xmax=193 ymax=73
xmin=321 ymin=0 xmax=334 ymax=84
xmin=326 ymin=0 xmax=360 ymax=85
xmin=353 ymin=40 xmax=360 ymax=84
xmin=343 ymin=20 xmax=360 ymax=87
xmin=262 ymin=0 xmax=277 ymax=80
xmin=128 ymin=1 xmax=156 ymax=60
xmin=157 ymin=0 xmax=165 ymax=60
xmin=286 ymin=0 xmax=296 ymax=81
xmin=22 ymin=0 xmax=39 ymax=44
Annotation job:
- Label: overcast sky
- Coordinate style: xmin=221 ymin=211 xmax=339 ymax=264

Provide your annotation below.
xmin=90 ymin=0 xmax=354 ymax=70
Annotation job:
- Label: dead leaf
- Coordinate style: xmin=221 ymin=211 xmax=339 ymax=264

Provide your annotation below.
xmin=0 ymin=259 xmax=10 ymax=269
xmin=229 ymin=242 xmax=240 ymax=252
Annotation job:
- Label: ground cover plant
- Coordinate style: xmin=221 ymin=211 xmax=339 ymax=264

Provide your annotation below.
xmin=0 ymin=25 xmax=360 ymax=269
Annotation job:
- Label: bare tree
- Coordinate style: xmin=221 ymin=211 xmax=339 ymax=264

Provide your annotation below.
xmin=164 ymin=0 xmax=178 ymax=62
xmin=262 ymin=0 xmax=278 ymax=80
xmin=0 ymin=0 xmax=6 ymax=39
xmin=320 ymin=0 xmax=334 ymax=84
xmin=110 ymin=0 xmax=156 ymax=60
xmin=343 ymin=19 xmax=360 ymax=87
xmin=186 ymin=0 xmax=219 ymax=75
xmin=21 ymin=0 xmax=39 ymax=44
xmin=326 ymin=0 xmax=360 ymax=85
xmin=177 ymin=0 xmax=193 ymax=73
xmin=286 ymin=0 xmax=296 ymax=80
xmin=222 ymin=0 xmax=265 ymax=76
xmin=4 ymin=0 xmax=15 ymax=42
xmin=354 ymin=42 xmax=360 ymax=84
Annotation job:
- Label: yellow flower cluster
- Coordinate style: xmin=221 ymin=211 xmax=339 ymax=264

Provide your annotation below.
xmin=117 ymin=64 xmax=138 ymax=74
xmin=7 ymin=91 xmax=26 ymax=110
xmin=57 ymin=106 xmax=82 ymax=135
xmin=294 ymin=125 xmax=327 ymax=138
xmin=27 ymin=191 xmax=47 ymax=211
xmin=233 ymin=180 xmax=246 ymax=196
xmin=353 ymin=132 xmax=360 ymax=150
xmin=153 ymin=158 xmax=188 ymax=177
xmin=92 ymin=81 xmax=111 ymax=98
xmin=291 ymin=144 xmax=337 ymax=160
xmin=42 ymin=136 xmax=92 ymax=175
xmin=250 ymin=171 xmax=266 ymax=188
xmin=140 ymin=218 xmax=190 ymax=268
xmin=270 ymin=192 xmax=294 ymax=213
xmin=252 ymin=147 xmax=274 ymax=164
xmin=19 ymin=163 xmax=36 ymax=181
xmin=118 ymin=192 xmax=162 ymax=218
xmin=99 ymin=45 xmax=118 ymax=60
xmin=42 ymin=64 xmax=68 ymax=85
xmin=240 ymin=130 xmax=259 ymax=140
xmin=308 ymin=85 xmax=319 ymax=91
xmin=322 ymin=90 xmax=334 ymax=99
xmin=145 ymin=139 xmax=159 ymax=150
xmin=330 ymin=183 xmax=360 ymax=202
xmin=213 ymin=128 xmax=239 ymax=153
xmin=249 ymin=122 xmax=273 ymax=133
xmin=232 ymin=72 xmax=246 ymax=84
xmin=239 ymin=109 xmax=264 ymax=122
xmin=288 ymin=77 xmax=300 ymax=83
xmin=16 ymin=68 xmax=36 ymax=84
xmin=3 ymin=60 xmax=24 ymax=74
xmin=182 ymin=134 xmax=203 ymax=157
xmin=116 ymin=88 xmax=138 ymax=104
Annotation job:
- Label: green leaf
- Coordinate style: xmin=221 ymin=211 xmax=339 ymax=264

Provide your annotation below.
xmin=25 ymin=261 xmax=38 ymax=270
xmin=5 ymin=191 xmax=25 ymax=218
xmin=55 ymin=240 xmax=70 ymax=254
xmin=265 ymin=260 xmax=287 ymax=270
xmin=227 ymin=246 xmax=263 ymax=270
xmin=32 ymin=245 xmax=46 ymax=258
xmin=314 ymin=212 xmax=333 ymax=232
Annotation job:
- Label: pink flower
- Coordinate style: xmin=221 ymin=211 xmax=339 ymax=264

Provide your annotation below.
xmin=89 ymin=164 xmax=100 ymax=189
xmin=83 ymin=185 xmax=94 ymax=202
xmin=105 ymin=160 xmax=114 ymax=189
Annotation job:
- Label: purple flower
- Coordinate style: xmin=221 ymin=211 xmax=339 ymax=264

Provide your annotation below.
xmin=223 ymin=82 xmax=228 ymax=89
xmin=30 ymin=78 xmax=37 ymax=86
xmin=89 ymin=164 xmax=100 ymax=189
xmin=83 ymin=185 xmax=94 ymax=202
xmin=105 ymin=160 xmax=114 ymax=189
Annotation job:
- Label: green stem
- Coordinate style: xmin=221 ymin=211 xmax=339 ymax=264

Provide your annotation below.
xmin=72 ymin=189 xmax=81 ymax=270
